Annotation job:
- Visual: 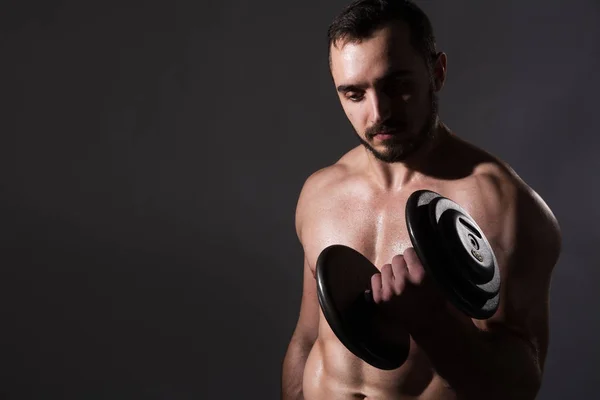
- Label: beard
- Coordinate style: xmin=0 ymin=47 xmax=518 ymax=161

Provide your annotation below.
xmin=355 ymin=87 xmax=439 ymax=164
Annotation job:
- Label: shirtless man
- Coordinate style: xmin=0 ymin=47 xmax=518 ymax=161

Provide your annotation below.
xmin=281 ymin=1 xmax=561 ymax=399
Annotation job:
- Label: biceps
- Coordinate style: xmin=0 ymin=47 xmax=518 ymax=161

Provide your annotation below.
xmin=474 ymin=254 xmax=552 ymax=368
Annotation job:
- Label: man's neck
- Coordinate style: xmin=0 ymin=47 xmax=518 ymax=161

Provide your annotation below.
xmin=364 ymin=122 xmax=451 ymax=191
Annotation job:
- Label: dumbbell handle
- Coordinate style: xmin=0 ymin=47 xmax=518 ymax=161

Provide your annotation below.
xmin=344 ymin=289 xmax=376 ymax=320
xmin=363 ymin=289 xmax=375 ymax=304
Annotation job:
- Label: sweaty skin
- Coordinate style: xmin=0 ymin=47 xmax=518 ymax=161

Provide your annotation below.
xmin=282 ymin=22 xmax=560 ymax=400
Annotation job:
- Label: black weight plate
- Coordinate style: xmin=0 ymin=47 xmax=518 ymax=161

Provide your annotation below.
xmin=430 ymin=197 xmax=500 ymax=318
xmin=405 ymin=190 xmax=500 ymax=320
xmin=431 ymin=198 xmax=501 ymax=314
xmin=316 ymin=244 xmax=410 ymax=370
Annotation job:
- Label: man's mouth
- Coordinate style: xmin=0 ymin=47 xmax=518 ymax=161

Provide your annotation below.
xmin=372 ymin=129 xmax=400 ymax=140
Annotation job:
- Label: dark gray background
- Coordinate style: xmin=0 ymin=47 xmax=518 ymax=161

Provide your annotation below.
xmin=1 ymin=0 xmax=598 ymax=398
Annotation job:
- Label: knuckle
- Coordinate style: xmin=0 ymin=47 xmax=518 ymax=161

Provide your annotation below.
xmin=382 ymin=289 xmax=392 ymax=302
xmin=372 ymin=272 xmax=381 ymax=282
xmin=415 ymin=272 xmax=426 ymax=285
xmin=370 ymin=275 xmax=381 ymax=298
xmin=394 ymin=278 xmax=405 ymax=295
xmin=392 ymin=261 xmax=406 ymax=275
xmin=373 ymin=292 xmax=381 ymax=303
xmin=392 ymin=254 xmax=406 ymax=266
xmin=411 ymin=265 xmax=426 ymax=284
xmin=405 ymin=247 xmax=419 ymax=264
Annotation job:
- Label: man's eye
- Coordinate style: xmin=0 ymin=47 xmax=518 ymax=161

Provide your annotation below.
xmin=391 ymin=78 xmax=413 ymax=93
xmin=347 ymin=93 xmax=364 ymax=102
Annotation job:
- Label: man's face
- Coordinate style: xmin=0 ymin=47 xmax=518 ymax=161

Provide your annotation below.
xmin=330 ymin=22 xmax=441 ymax=163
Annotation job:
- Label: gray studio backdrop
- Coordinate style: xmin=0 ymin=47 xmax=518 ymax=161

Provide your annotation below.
xmin=0 ymin=0 xmax=598 ymax=399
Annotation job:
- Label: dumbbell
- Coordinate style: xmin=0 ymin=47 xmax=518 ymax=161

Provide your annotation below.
xmin=315 ymin=190 xmax=501 ymax=370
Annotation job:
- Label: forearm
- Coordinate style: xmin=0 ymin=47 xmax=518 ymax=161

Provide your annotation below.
xmin=281 ymin=337 xmax=313 ymax=400
xmin=410 ymin=309 xmax=541 ymax=400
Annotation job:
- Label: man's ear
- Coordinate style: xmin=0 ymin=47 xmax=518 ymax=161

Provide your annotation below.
xmin=432 ymin=52 xmax=447 ymax=92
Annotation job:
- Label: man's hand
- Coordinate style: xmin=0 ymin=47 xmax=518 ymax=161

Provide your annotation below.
xmin=369 ymin=247 xmax=447 ymax=333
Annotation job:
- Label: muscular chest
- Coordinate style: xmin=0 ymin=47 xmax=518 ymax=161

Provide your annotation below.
xmin=303 ymin=192 xmax=415 ymax=274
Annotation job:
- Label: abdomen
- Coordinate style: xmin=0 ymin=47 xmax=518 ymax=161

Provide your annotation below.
xmin=302 ymin=319 xmax=452 ymax=400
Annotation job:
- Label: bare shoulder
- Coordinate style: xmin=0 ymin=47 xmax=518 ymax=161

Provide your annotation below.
xmin=470 ymin=154 xmax=561 ymax=260
xmin=446 ymin=137 xmax=561 ymax=261
xmin=294 ymin=147 xmax=362 ymax=241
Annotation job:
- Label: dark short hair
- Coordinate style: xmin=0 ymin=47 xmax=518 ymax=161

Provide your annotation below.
xmin=327 ymin=0 xmax=437 ymax=68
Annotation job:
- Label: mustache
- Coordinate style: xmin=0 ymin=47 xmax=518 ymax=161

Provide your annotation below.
xmin=366 ymin=122 xmax=407 ymax=138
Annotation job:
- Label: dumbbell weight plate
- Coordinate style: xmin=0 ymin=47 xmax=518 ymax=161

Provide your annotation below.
xmin=405 ymin=190 xmax=501 ymax=320
xmin=316 ymin=244 xmax=410 ymax=370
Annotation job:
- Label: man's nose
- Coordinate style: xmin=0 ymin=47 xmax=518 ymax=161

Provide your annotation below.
xmin=369 ymin=91 xmax=392 ymax=124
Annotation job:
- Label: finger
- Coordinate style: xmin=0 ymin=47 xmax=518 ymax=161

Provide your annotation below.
xmin=370 ymin=273 xmax=382 ymax=303
xmin=403 ymin=247 xmax=426 ymax=285
xmin=391 ymin=255 xmax=408 ymax=295
xmin=380 ymin=263 xmax=394 ymax=302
